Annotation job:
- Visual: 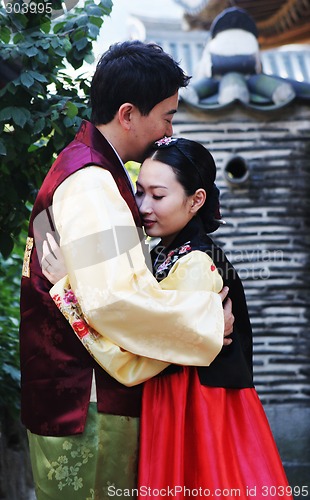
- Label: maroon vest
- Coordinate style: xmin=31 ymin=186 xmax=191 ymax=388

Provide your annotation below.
xmin=19 ymin=120 xmax=143 ymax=436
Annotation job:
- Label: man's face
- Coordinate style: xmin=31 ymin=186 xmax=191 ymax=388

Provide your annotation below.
xmin=127 ymin=92 xmax=179 ymax=163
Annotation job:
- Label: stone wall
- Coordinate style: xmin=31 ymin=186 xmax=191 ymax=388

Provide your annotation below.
xmin=0 ymin=417 xmax=34 ymax=500
xmin=174 ymin=102 xmax=310 ymax=492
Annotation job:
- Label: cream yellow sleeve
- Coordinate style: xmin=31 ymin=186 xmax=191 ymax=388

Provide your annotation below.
xmin=160 ymin=250 xmax=223 ymax=294
xmin=52 ymin=166 xmax=224 ymax=367
xmin=50 ymin=276 xmax=169 ymax=387
xmin=49 ymin=251 xmax=224 ymax=386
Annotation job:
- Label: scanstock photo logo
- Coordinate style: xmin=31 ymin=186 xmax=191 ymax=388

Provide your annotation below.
xmin=34 ymin=205 xmax=154 ymax=308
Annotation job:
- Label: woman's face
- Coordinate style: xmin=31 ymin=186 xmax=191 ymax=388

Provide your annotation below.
xmin=135 ymin=158 xmax=195 ymax=246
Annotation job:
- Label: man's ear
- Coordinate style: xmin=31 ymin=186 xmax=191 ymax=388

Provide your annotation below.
xmin=190 ymin=189 xmax=206 ymax=214
xmin=118 ymin=103 xmax=135 ymax=130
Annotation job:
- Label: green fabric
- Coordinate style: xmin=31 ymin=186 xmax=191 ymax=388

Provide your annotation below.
xmin=28 ymin=403 xmax=139 ymax=500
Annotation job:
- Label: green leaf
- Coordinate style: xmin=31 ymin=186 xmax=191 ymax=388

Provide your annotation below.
xmin=11 ymin=107 xmax=31 ymax=127
xmin=98 ymin=0 xmax=113 ymax=15
xmin=75 ymin=37 xmax=88 ymax=51
xmin=0 ymin=26 xmax=11 ymax=43
xmin=87 ymin=6 xmax=104 ymax=17
xmin=26 ymin=46 xmax=39 ymax=57
xmin=51 ymin=37 xmax=60 ymax=49
xmin=33 ymin=116 xmax=45 ymax=134
xmin=72 ymin=28 xmax=85 ymax=41
xmin=0 ymin=107 xmax=13 ymax=121
xmin=89 ymin=15 xmax=104 ymax=28
xmin=65 ymin=101 xmax=78 ymax=119
xmin=62 ymin=38 xmax=72 ymax=52
xmin=88 ymin=24 xmax=100 ymax=39
xmin=84 ymin=52 xmax=95 ymax=65
xmin=21 ymin=72 xmax=35 ymax=88
xmin=28 ymin=70 xmax=48 ymax=83
xmin=9 ymin=12 xmax=28 ymax=30
xmin=63 ymin=116 xmax=74 ymax=127
xmin=0 ymin=140 xmax=7 ymax=156
xmin=12 ymin=32 xmax=24 ymax=44
xmin=53 ymin=21 xmax=66 ymax=34
xmin=75 ymin=14 xmax=88 ymax=27
xmin=40 ymin=21 xmax=51 ymax=34
xmin=0 ymin=232 xmax=14 ymax=259
xmin=53 ymin=46 xmax=66 ymax=57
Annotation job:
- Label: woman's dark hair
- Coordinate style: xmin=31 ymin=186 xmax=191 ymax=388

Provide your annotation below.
xmin=90 ymin=40 xmax=191 ymax=125
xmin=146 ymin=138 xmax=221 ymax=233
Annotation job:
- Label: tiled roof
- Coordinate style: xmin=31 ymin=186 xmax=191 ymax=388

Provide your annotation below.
xmin=130 ymin=15 xmax=310 ymax=110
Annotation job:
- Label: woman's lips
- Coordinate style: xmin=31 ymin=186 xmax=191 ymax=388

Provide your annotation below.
xmin=143 ymin=219 xmax=156 ymax=228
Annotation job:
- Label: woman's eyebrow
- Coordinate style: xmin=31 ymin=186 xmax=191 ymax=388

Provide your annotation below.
xmin=136 ymin=181 xmax=168 ymax=189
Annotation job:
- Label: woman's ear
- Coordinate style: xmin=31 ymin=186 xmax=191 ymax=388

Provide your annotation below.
xmin=190 ymin=189 xmax=206 ymax=214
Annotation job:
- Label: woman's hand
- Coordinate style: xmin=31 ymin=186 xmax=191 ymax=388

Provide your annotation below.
xmin=41 ymin=233 xmax=67 ymax=285
xmin=219 ymin=286 xmax=234 ymax=346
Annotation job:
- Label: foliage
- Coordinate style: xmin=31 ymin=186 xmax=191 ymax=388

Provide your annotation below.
xmin=0 ymin=0 xmax=113 ymax=259
xmin=126 ymin=161 xmax=140 ymax=185
xmin=0 ymin=0 xmax=113 ymax=421
xmin=0 ymin=227 xmax=26 ymax=418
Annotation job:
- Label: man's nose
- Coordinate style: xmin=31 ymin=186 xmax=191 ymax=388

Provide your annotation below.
xmin=166 ymin=123 xmax=173 ymax=137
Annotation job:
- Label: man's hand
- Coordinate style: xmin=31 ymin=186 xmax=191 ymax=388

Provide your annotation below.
xmin=219 ymin=286 xmax=234 ymax=346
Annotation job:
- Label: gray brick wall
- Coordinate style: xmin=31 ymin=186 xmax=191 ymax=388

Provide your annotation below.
xmin=173 ymin=103 xmax=310 ymax=487
xmin=173 ymin=102 xmax=310 ymax=405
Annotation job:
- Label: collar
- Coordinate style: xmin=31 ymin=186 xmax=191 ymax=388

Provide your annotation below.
xmin=75 ymin=120 xmax=135 ymax=192
xmin=106 ymin=137 xmax=135 ymax=193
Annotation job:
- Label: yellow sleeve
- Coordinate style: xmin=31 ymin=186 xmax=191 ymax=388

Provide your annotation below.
xmin=52 ymin=166 xmax=224 ymax=368
xmin=160 ymin=250 xmax=223 ymax=293
xmin=50 ymin=276 xmax=169 ymax=387
xmin=50 ymin=251 xmax=223 ymax=386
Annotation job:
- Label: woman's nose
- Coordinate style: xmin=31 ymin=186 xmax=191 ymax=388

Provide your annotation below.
xmin=139 ymin=197 xmax=152 ymax=215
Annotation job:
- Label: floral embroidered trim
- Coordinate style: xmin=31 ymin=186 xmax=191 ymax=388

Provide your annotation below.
xmin=155 ymin=136 xmax=177 ymax=147
xmin=155 ymin=241 xmax=192 ymax=279
xmin=22 ymin=236 xmax=33 ymax=278
xmin=154 ymin=240 xmax=219 ymax=280
xmin=52 ymin=286 xmax=100 ymax=356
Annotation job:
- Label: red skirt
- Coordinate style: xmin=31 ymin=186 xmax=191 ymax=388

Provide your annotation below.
xmin=138 ymin=367 xmax=293 ymax=499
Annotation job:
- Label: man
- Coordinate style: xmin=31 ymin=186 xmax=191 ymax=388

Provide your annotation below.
xmin=20 ymin=41 xmax=234 ymax=499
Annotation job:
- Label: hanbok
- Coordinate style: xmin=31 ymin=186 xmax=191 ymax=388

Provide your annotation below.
xmin=138 ymin=218 xmax=292 ymax=500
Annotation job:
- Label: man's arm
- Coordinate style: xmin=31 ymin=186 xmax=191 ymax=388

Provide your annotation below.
xmin=51 ymin=166 xmax=226 ymax=366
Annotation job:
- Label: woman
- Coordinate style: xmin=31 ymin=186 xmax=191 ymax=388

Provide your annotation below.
xmin=45 ymin=138 xmax=292 ymax=499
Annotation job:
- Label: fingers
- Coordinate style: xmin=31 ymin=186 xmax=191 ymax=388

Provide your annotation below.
xmin=219 ymin=286 xmax=229 ymax=302
xmin=223 ymin=296 xmax=232 ymax=314
xmin=46 ymin=233 xmax=60 ymax=256
xmin=41 ymin=240 xmax=52 ymax=272
xmin=42 ymin=240 xmax=50 ymax=262
xmin=223 ymin=296 xmax=234 ymax=341
xmin=42 ymin=240 xmax=57 ymax=266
